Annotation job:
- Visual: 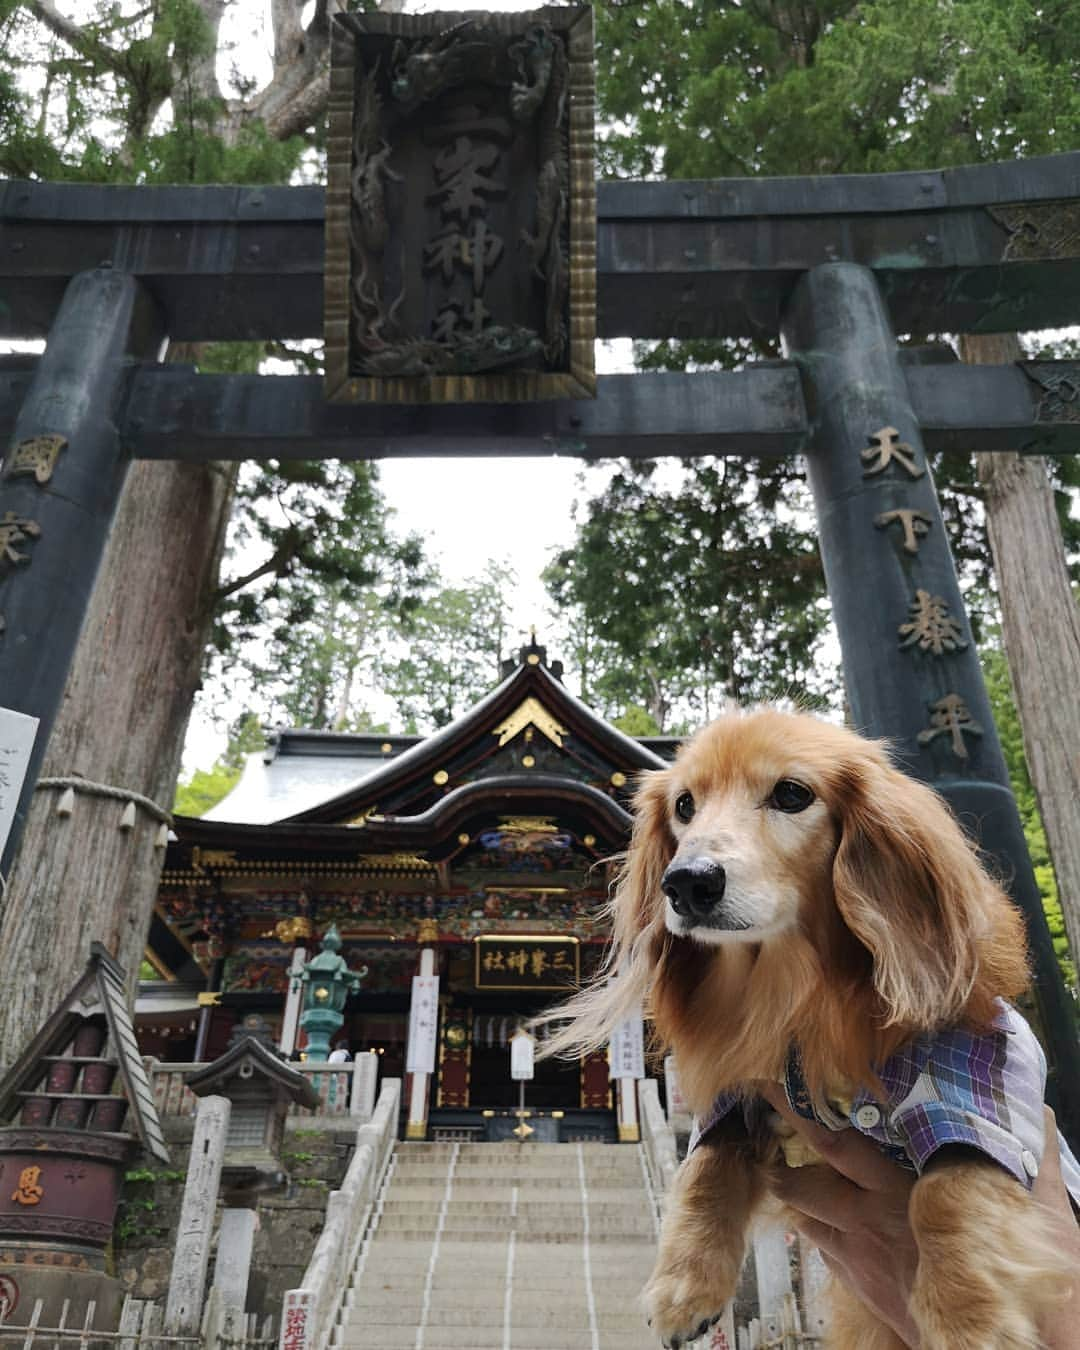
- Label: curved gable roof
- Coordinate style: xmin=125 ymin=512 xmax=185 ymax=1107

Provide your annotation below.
xmin=287 ymin=659 xmax=668 ymax=827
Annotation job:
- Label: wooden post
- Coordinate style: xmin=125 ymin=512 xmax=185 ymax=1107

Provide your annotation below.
xmin=0 ymin=269 xmax=163 ymax=878
xmin=781 ymin=262 xmax=1080 ymax=1138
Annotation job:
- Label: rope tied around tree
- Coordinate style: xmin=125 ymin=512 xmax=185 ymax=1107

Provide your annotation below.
xmin=35 ymin=776 xmax=173 ymax=827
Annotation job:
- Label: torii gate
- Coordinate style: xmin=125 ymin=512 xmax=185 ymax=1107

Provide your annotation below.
xmin=3 ymin=146 xmax=1080 ymax=1130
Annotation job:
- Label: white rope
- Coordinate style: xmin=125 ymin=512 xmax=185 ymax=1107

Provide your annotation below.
xmin=35 ymin=776 xmax=172 ymax=825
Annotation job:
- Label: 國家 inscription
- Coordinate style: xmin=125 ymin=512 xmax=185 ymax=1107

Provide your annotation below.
xmin=4 ymin=434 xmax=67 ymax=485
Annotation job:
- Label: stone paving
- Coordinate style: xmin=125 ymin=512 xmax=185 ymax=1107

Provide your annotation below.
xmin=339 ymin=1140 xmax=662 ymax=1350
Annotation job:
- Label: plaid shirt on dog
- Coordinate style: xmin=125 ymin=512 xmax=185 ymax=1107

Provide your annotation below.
xmin=689 ymin=1000 xmax=1080 ymax=1203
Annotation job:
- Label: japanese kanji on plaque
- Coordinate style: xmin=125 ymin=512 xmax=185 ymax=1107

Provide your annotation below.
xmin=324 ymin=6 xmax=595 ymax=403
xmin=474 ymin=935 xmax=579 ymax=990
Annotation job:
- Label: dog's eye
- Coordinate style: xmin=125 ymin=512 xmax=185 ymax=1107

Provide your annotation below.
xmin=674 ymin=791 xmax=695 ymax=823
xmin=768 ymin=779 xmax=815 ymax=813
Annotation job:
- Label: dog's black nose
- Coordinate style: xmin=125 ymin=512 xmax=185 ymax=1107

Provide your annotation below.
xmin=661 ymin=858 xmax=726 ymax=921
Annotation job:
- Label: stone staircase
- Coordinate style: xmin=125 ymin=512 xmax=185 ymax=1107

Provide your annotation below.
xmin=338 ymin=1140 xmax=662 ymax=1350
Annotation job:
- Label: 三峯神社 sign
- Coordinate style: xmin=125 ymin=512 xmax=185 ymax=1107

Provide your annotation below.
xmin=324 ymin=6 xmax=595 ymax=404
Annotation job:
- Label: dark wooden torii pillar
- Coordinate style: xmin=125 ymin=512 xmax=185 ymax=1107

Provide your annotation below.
xmin=783 ymin=264 xmax=1080 ymax=1116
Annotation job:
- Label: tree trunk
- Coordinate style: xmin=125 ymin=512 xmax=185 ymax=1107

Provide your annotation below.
xmin=0 ymin=457 xmax=235 ymax=1067
xmin=960 ymin=332 xmax=1080 ymax=977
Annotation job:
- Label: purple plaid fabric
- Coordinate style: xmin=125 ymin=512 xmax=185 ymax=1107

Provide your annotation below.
xmin=689 ymin=1000 xmax=1080 ymax=1204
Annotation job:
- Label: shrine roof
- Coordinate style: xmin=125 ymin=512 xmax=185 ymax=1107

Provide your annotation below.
xmin=202 ymin=731 xmax=421 ymax=825
xmin=198 ymin=645 xmax=675 ymax=830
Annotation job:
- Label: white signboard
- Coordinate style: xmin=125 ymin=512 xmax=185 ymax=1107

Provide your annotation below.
xmin=405 ymin=975 xmax=439 ymax=1074
xmin=664 ymin=1054 xmax=690 ymax=1117
xmin=510 ymin=1029 xmax=535 ymax=1081
xmin=610 ymin=1006 xmax=645 ymax=1080
xmin=0 ymin=707 xmax=38 ymax=862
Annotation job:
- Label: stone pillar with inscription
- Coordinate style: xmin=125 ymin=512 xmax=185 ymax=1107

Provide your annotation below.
xmin=781 ymin=262 xmax=1080 ymax=1135
xmin=164 ymin=1093 xmax=230 ymax=1334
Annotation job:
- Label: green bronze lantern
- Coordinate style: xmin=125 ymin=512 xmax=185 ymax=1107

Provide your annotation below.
xmin=298 ymin=925 xmax=364 ymax=1061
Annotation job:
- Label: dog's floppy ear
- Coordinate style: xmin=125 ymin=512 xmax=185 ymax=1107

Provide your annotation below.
xmin=612 ymin=768 xmax=675 ymax=952
xmin=831 ymin=751 xmax=1002 ymax=1031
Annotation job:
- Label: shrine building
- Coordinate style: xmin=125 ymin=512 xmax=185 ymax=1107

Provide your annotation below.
xmin=140 ymin=639 xmax=675 ymax=1143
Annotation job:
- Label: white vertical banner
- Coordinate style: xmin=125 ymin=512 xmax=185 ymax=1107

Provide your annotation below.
xmin=405 ymin=975 xmax=439 ymax=1074
xmin=610 ymin=1005 xmax=645 ymax=1080
xmin=664 ymin=1054 xmax=691 ymax=1120
xmin=510 ymin=1029 xmax=535 ymax=1081
xmin=0 ymin=707 xmax=38 ymax=862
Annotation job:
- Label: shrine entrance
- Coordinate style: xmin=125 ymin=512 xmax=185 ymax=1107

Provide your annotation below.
xmin=3 ymin=8 xmax=1080 ymax=1140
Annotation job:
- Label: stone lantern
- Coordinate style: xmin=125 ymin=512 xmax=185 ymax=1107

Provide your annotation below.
xmin=298 ymin=926 xmax=365 ymax=1061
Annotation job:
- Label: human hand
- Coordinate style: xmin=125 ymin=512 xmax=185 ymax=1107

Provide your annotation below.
xmin=759 ymin=1083 xmax=919 ymax=1347
xmin=761 ymin=1089 xmax=1080 ymax=1350
xmin=1032 ymin=1106 xmax=1080 ymax=1350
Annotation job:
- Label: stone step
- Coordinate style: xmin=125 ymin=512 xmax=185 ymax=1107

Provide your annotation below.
xmin=338 ymin=1326 xmax=635 ymax=1349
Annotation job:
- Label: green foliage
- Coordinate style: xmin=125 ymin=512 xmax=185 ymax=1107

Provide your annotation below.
xmin=381 ymin=561 xmax=521 ymax=731
xmin=611 ymin=704 xmax=663 ymax=738
xmin=546 ymin=462 xmax=834 ymax=730
xmin=552 ymin=0 xmax=1080 ymax=724
xmin=982 ymin=641 xmax=1077 ymax=991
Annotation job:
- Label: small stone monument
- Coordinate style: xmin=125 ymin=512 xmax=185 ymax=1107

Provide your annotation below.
xmin=165 ymin=1016 xmax=319 ymax=1327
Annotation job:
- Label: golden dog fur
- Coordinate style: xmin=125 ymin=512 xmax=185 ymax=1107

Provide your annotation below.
xmin=543 ymin=708 xmax=1072 ymax=1349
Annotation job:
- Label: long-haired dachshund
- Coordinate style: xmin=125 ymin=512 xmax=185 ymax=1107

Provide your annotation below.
xmin=544 ymin=708 xmax=1080 ymax=1350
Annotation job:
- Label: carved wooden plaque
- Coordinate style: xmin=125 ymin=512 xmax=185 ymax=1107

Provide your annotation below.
xmin=325 ymin=6 xmax=595 ymax=404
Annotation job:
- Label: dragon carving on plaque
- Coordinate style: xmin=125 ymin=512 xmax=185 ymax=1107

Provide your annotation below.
xmin=325 ymin=7 xmax=595 ymax=404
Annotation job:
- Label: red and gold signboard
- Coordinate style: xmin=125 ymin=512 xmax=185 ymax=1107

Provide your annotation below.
xmin=474 ymin=935 xmax=579 ymax=990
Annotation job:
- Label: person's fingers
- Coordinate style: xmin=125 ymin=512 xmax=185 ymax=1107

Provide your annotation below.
xmin=772 ymin=1157 xmax=866 ymax=1231
xmin=759 ymin=1083 xmax=910 ymax=1194
xmin=782 ymin=1210 xmax=846 ymax=1262
xmin=1036 ymin=1106 xmax=1065 ymax=1193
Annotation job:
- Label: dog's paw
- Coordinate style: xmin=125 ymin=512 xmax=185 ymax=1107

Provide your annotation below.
xmin=642 ymin=1269 xmax=728 ymax=1349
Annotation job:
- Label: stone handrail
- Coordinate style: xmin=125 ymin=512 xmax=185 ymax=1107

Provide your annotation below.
xmin=279 ymin=1077 xmax=401 ymax=1350
xmin=147 ymin=1054 xmax=379 ymax=1121
xmin=639 ymin=1077 xmax=679 ymax=1203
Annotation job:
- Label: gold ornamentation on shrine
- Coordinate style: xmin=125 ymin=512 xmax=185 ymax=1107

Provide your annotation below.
xmin=5 ymin=434 xmax=67 ymax=485
xmin=917 ymin=694 xmax=984 ymax=761
xmin=898 ymin=590 xmax=968 ymax=656
xmin=861 ymin=427 xmax=924 ymax=479
xmin=191 ymin=847 xmax=239 ymax=872
xmin=356 ymin=852 xmax=434 ymax=874
xmin=493 ymin=697 xmax=567 ymax=749
xmin=274 ymin=916 xmax=313 ymax=944
xmin=499 ymin=817 xmax=558 ymax=834
xmin=11 ymin=1166 xmax=43 ymax=1206
xmin=875 ymin=508 xmax=932 ymax=555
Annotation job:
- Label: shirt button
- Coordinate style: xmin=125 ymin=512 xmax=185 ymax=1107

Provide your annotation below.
xmin=1021 ymin=1149 xmax=1039 ymax=1178
xmin=855 ymin=1104 xmax=881 ymax=1128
